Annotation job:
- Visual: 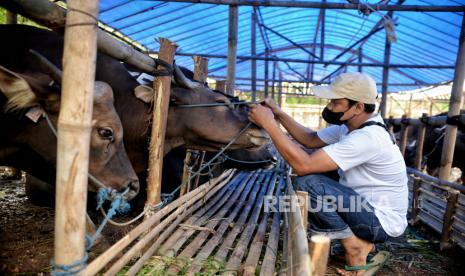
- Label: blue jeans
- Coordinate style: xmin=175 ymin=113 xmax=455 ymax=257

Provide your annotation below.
xmin=294 ymin=174 xmax=388 ymax=243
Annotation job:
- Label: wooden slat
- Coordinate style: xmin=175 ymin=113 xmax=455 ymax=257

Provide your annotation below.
xmin=165 ymin=171 xmax=265 ymax=274
xmin=184 ymin=171 xmax=263 ymax=275
xmin=83 ymin=169 xmax=234 ymax=275
xmin=126 ymin=172 xmax=245 ymax=276
xmin=224 ymin=173 xmax=279 ymax=274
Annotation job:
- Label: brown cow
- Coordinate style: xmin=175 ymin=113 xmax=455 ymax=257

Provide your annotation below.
xmin=0 ymin=56 xmax=140 ymax=200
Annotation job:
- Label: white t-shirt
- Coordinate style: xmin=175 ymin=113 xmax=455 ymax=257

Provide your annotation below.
xmin=317 ymin=114 xmax=408 ymax=237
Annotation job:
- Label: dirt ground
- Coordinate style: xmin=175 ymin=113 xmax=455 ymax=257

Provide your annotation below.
xmin=1 ymin=178 xmax=464 ymax=275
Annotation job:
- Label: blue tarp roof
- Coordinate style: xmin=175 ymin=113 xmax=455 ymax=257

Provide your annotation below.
xmin=96 ymin=0 xmax=464 ymax=93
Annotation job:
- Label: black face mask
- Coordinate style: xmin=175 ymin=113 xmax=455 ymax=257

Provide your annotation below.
xmin=322 ymin=106 xmax=353 ymax=125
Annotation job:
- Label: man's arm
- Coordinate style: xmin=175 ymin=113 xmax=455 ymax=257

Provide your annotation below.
xmin=249 ymin=105 xmax=338 ymax=175
xmin=262 ymin=98 xmax=326 ymax=149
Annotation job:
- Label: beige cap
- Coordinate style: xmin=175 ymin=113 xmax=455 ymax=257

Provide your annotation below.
xmin=311 ymin=72 xmax=378 ymax=104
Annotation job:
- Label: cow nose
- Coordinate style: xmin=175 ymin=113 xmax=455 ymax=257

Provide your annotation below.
xmin=123 ymin=180 xmax=140 ymax=201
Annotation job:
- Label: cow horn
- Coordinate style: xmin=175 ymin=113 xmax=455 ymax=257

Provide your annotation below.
xmin=29 ymin=49 xmax=63 ymax=84
xmin=173 ymin=63 xmax=202 ymax=90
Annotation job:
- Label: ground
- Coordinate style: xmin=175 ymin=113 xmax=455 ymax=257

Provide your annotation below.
xmin=1 ymin=178 xmax=464 ymax=275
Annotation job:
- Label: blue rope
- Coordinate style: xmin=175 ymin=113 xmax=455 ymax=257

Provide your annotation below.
xmin=51 ymin=253 xmax=88 ymax=276
xmin=52 ymin=188 xmax=130 ymax=275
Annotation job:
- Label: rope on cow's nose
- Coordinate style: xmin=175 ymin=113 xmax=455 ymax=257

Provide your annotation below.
xmin=160 ymin=122 xmax=253 ymax=206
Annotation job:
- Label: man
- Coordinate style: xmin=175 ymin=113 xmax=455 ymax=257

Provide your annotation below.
xmin=248 ymin=72 xmax=408 ymax=275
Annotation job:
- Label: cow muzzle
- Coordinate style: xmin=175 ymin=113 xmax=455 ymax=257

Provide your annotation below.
xmin=123 ymin=179 xmax=140 ymax=201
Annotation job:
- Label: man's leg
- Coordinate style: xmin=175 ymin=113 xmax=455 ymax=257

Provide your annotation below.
xmin=294 ymin=174 xmax=388 ymax=275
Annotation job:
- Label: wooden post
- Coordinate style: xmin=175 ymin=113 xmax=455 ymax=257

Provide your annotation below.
xmin=437 ymin=14 xmax=465 ymax=249
xmin=296 ymin=191 xmax=308 ymax=230
xmin=271 ymin=61 xmax=277 ymax=99
xmin=53 ymin=0 xmax=98 ymax=272
xmin=193 ymin=56 xmax=209 ymax=83
xmin=438 ymin=15 xmax=465 ymax=181
xmin=216 ymin=80 xmax=226 ymax=92
xmin=414 ymin=113 xmax=428 ymax=170
xmin=226 ymin=5 xmax=238 ymax=96
xmin=309 ymin=235 xmax=330 ymax=276
xmin=410 ymin=176 xmax=421 ymax=226
xmin=146 ymin=38 xmax=177 ymax=208
xmin=399 ymin=114 xmax=409 ymax=156
xmin=440 ymin=190 xmax=459 ymax=250
xmin=6 ymin=11 xmax=17 ymax=24
xmin=320 ymin=0 xmax=326 ymax=60
xmin=179 ymin=151 xmax=192 ymax=196
xmin=251 ymin=12 xmax=257 ymax=102
xmin=388 ymin=115 xmax=394 ymax=134
xmin=278 ymin=72 xmax=283 ymax=107
xmin=380 ymin=35 xmax=392 ymax=118
xmin=264 ymin=49 xmax=269 ymax=98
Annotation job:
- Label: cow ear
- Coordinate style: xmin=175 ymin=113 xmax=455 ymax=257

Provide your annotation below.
xmin=0 ymin=65 xmax=37 ymax=112
xmin=134 ymin=84 xmax=154 ymax=103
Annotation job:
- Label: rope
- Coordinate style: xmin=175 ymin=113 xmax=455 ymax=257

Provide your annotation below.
xmin=221 ymin=153 xmax=274 ymax=164
xmin=174 ymin=101 xmax=258 ymax=108
xmin=51 ymin=253 xmax=88 ymax=276
xmin=160 ymin=122 xmax=253 ymax=205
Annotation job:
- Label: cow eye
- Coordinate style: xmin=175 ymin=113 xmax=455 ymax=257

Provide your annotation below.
xmin=98 ymin=127 xmax=114 ymax=142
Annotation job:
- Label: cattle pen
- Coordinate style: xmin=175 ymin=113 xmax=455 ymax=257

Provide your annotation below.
xmin=1 ymin=0 xmax=465 ymax=275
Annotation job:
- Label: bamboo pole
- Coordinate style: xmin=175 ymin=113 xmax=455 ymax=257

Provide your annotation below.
xmin=1 ymin=0 xmax=160 ymax=73
xmin=296 ymin=191 xmax=308 ymax=230
xmin=438 ymin=14 xmax=465 ymax=250
xmin=309 ymin=235 xmax=330 ymax=276
xmin=6 ymin=11 xmax=17 ymax=24
xmin=154 ymin=52 xmax=454 ymax=69
xmin=180 ymin=150 xmax=192 ymax=196
xmin=399 ymin=114 xmax=410 ymax=156
xmin=216 ymin=79 xmax=226 ymax=92
xmin=414 ymin=113 xmax=428 ymax=170
xmin=193 ymin=56 xmax=209 ymax=83
xmin=53 ymin=0 xmax=98 ymax=272
xmin=148 ymin=0 xmax=465 ymax=11
xmin=251 ymin=12 xmax=257 ymax=102
xmin=226 ymin=5 xmax=238 ymax=96
xmin=287 ymin=177 xmax=312 ymax=276
xmin=410 ymin=177 xmax=421 ymax=226
xmin=264 ymin=49 xmax=269 ymax=98
xmin=271 ymin=61 xmax=277 ymax=99
xmin=440 ymin=190 xmax=460 ymax=250
xmin=278 ymin=72 xmax=283 ymax=107
xmin=146 ymin=38 xmax=177 ymax=208
xmin=438 ymin=15 xmax=465 ymax=181
xmin=380 ymin=35 xmax=391 ymax=118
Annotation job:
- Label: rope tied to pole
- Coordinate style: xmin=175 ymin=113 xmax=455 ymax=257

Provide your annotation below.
xmin=51 ymin=253 xmax=89 ymax=276
xmin=160 ymin=122 xmax=254 ymax=206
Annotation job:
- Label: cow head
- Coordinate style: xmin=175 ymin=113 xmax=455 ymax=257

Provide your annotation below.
xmin=0 ymin=52 xmax=140 ymax=200
xmin=133 ymin=65 xmax=269 ymax=152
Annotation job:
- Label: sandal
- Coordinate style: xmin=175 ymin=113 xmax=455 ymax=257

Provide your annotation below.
xmin=343 ymin=251 xmax=390 ymax=276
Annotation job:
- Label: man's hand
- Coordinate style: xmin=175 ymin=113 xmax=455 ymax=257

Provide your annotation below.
xmin=261 ymin=97 xmax=282 ymax=116
xmin=248 ymin=104 xmax=275 ymax=129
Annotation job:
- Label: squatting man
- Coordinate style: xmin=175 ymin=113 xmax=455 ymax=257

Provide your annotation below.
xmin=248 ymin=72 xmax=408 ymax=276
